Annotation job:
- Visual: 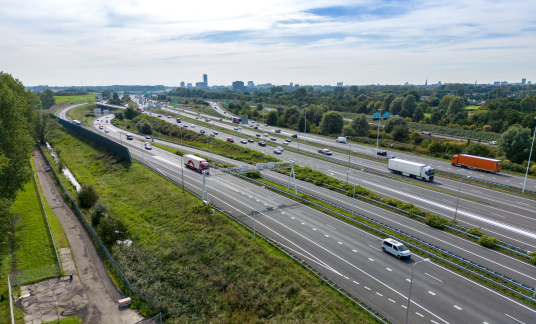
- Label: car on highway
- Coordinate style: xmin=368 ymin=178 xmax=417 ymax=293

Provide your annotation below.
xmin=387 ymin=155 xmax=396 ymax=159
xmin=240 ymin=139 xmax=247 ymax=144
xmin=158 ymin=115 xmax=162 ymax=117
xmin=273 ymin=149 xmax=282 ymax=154
xmin=253 ymin=126 xmax=258 ymax=129
xmin=200 ymin=129 xmax=205 ymax=133
xmin=276 ymin=146 xmax=283 ymax=151
xmin=191 ymin=125 xmax=195 ymax=128
xmin=105 ymin=129 xmax=109 ymax=133
xmin=275 ymin=129 xmax=281 ymax=133
xmin=248 ymin=138 xmax=254 ymax=143
xmin=184 ymin=124 xmax=188 ymax=128
xmin=126 ymin=135 xmax=133 ymax=140
xmin=213 ymin=131 xmax=218 ymax=135
xmin=44 ymin=166 xmax=51 ymax=172
xmin=421 ymin=131 xmax=431 ymax=135
xmin=141 ymin=110 xmax=145 ymax=113
xmin=210 ymin=133 xmax=216 ymax=137
xmin=149 ymin=112 xmax=152 ymax=115
xmin=144 ymin=143 xmax=152 ymax=150
xmin=263 ymin=133 xmax=268 ymax=137
xmin=285 ymin=138 xmax=291 ymax=142
xmin=227 ymin=137 xmax=234 ymax=143
xmin=282 ymin=141 xmax=288 ymax=145
xmin=377 ymin=151 xmax=387 ymax=156
xmin=258 ymin=141 xmax=266 ymax=146
xmin=234 ymin=127 xmax=239 ymax=130
xmin=270 ymin=137 xmax=277 ymax=141
xmin=167 ymin=116 xmax=171 ymax=118
xmin=146 ymin=136 xmax=151 ymax=139
xmin=99 ymin=125 xmax=103 ymax=129
xmin=489 ymin=141 xmax=497 ymax=145
xmin=224 ymin=112 xmax=226 ymax=114
xmin=318 ymin=149 xmax=332 ymax=155
xmin=382 ymin=238 xmax=411 ymax=259
xmin=291 ymin=134 xmax=298 ymax=138
xmin=256 ymin=134 xmax=261 ymax=137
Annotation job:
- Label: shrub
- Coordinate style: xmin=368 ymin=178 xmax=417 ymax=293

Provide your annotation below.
xmin=91 ymin=200 xmax=109 ymax=226
xmin=530 ymin=251 xmax=536 ymax=265
xmin=425 ymin=214 xmax=449 ymax=229
xmin=420 ymin=140 xmax=430 ymax=148
xmin=174 ymin=150 xmax=187 ymax=156
xmin=98 ymin=215 xmax=129 ymax=246
xmin=78 ymin=184 xmax=99 ymax=209
xmin=428 ymin=141 xmax=443 ymax=153
xmin=467 ymin=227 xmax=484 ymax=237
xmin=413 ymin=136 xmax=423 ymax=144
xmin=478 ymin=235 xmax=499 ymax=248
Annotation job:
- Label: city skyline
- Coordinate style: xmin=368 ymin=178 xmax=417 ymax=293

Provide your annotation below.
xmin=2 ymin=0 xmax=535 ymax=86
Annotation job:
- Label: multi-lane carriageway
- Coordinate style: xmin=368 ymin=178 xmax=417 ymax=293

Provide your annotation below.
xmin=55 ymin=102 xmax=536 ymax=324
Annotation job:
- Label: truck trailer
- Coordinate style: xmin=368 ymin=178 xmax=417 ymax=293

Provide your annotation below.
xmin=183 ymin=154 xmax=210 ymax=173
xmin=451 ymin=154 xmax=502 ymax=173
xmin=388 ymin=158 xmax=434 ymax=181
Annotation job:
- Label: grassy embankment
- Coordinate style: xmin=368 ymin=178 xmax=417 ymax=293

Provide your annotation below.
xmin=54 ymin=93 xmax=99 ymax=104
xmin=69 ymin=103 xmax=97 ymax=126
xmin=46 ymin=128 xmax=382 ymax=323
xmin=0 ymin=158 xmax=69 ymax=324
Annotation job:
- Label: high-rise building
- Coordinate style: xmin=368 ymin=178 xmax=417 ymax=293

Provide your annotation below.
xmin=196 ymin=82 xmax=207 ymax=89
xmin=232 ymin=81 xmax=245 ymax=91
xmin=494 ymin=81 xmax=500 ymax=86
xmin=203 ymin=74 xmax=208 ymax=85
xmin=187 ymin=83 xmax=192 ymax=88
xmin=247 ymin=81 xmax=254 ymax=87
xmin=180 ymin=81 xmax=185 ymax=88
xmin=290 ymin=82 xmax=293 ymax=88
xmin=522 ymin=78 xmax=526 ymax=85
xmin=337 ymin=82 xmax=343 ymax=87
xmin=529 ymin=81 xmax=532 ymax=85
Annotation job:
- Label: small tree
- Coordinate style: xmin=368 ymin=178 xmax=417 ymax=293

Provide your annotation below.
xmin=39 ymin=89 xmax=56 ymax=109
xmin=91 ymin=200 xmax=109 ymax=226
xmin=428 ymin=141 xmax=443 ymax=153
xmin=34 ymin=111 xmax=60 ymax=144
xmin=319 ymin=111 xmax=344 ymax=135
xmin=391 ymin=125 xmax=409 ymax=141
xmin=98 ymin=216 xmax=129 ymax=246
xmin=425 ymin=214 xmax=448 ymax=229
xmin=77 ymin=184 xmax=99 ymax=209
xmin=478 ymin=235 xmax=499 ymax=248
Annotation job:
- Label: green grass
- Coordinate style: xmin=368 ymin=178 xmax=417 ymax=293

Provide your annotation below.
xmin=43 ymin=316 xmax=82 ymax=324
xmin=466 ymin=105 xmax=479 ymax=110
xmin=54 ymin=93 xmax=99 ymax=104
xmin=69 ymin=104 xmax=97 ymax=126
xmin=47 ymin=129 xmax=382 ymax=323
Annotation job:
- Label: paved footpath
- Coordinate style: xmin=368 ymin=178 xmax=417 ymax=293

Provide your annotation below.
xmin=29 ymin=146 xmax=144 ymax=323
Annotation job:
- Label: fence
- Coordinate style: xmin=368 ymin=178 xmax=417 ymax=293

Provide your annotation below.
xmin=49 ymin=101 xmax=71 ymax=115
xmin=51 ymin=115 xmax=132 ymax=164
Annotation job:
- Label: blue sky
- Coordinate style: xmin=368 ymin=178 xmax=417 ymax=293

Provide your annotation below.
xmin=1 ymin=0 xmax=535 ymax=86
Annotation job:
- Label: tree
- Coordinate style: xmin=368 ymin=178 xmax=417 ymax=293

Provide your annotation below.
xmin=383 ymin=94 xmax=396 ymax=110
xmin=297 ymin=116 xmax=311 ymax=133
xmin=412 ymin=106 xmax=425 ymax=122
xmin=125 ymin=107 xmax=136 ymax=119
xmin=333 ymin=87 xmax=344 ymax=97
xmin=498 ymin=125 xmax=531 ymax=163
xmin=349 ymin=85 xmax=358 ymax=94
xmin=294 ymin=88 xmax=307 ymax=99
xmin=288 ymin=115 xmax=298 ymax=126
xmin=0 ymin=72 xmax=35 ymax=202
xmin=270 ymin=86 xmax=283 ymax=95
xmin=122 ymin=94 xmax=131 ymax=102
xmin=39 ymin=89 xmax=56 ymax=109
xmin=98 ymin=215 xmax=129 ymax=246
xmin=319 ymin=111 xmax=344 ymax=135
xmin=456 ymin=87 xmax=465 ymax=97
xmin=405 ymin=90 xmax=421 ymax=102
xmin=34 ymin=111 xmax=60 ymax=144
xmin=266 ymin=110 xmax=278 ymax=126
xmin=383 ymin=116 xmax=407 ymax=133
xmin=389 ymin=97 xmax=403 ymax=115
xmin=349 ymin=114 xmax=369 ymax=136
xmin=428 ymin=141 xmax=443 ymax=153
xmin=447 ymin=97 xmax=466 ymax=123
xmin=401 ymin=94 xmax=417 ymax=118
xmin=102 ymin=89 xmax=111 ymax=99
xmin=91 ymin=200 xmax=109 ymax=226
xmin=110 ymin=92 xmax=121 ymax=105
xmin=256 ymin=103 xmax=263 ymax=111
xmin=137 ymin=120 xmax=153 ymax=134
xmin=78 ymin=184 xmax=99 ymax=209
xmin=391 ymin=125 xmax=409 ymax=141
xmin=464 ymin=143 xmax=491 ymax=157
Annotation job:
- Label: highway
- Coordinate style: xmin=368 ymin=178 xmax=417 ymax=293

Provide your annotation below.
xmin=80 ymin=109 xmax=536 ymax=324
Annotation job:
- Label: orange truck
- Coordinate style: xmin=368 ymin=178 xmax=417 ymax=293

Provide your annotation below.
xmin=450 ymin=154 xmax=502 ymax=173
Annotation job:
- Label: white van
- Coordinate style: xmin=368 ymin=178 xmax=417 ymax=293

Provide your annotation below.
xmin=382 ymin=238 xmax=411 ymax=259
xmin=336 ymin=136 xmax=347 ymax=143
xmin=144 ymin=143 xmax=152 ymax=150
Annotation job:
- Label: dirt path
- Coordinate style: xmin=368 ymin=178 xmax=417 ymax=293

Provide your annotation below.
xmin=32 ymin=146 xmax=143 ymax=323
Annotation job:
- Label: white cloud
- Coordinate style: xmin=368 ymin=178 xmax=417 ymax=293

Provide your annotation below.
xmin=0 ymin=0 xmax=535 ymax=86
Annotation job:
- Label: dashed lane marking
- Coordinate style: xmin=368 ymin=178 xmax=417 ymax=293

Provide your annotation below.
xmin=386 ymin=268 xmax=392 ymax=271
xmin=338 ymin=242 xmax=343 ymax=244
xmin=353 ymin=281 xmax=359 ymax=285
xmin=376 ymin=292 xmax=383 ymax=296
xmin=428 ymin=291 xmax=436 ymax=296
xmin=416 ymin=312 xmax=424 ymax=317
xmin=352 ymin=249 xmax=358 ymax=252
xmin=325 ymin=235 xmax=329 ymax=237
xmin=453 ymin=305 xmax=462 ymax=310
xmin=364 ymin=286 xmax=371 ymax=290
xmin=388 ymin=298 xmax=396 ymax=303
xmin=505 ymin=314 xmax=524 ymax=323
xmin=368 ymin=258 xmax=374 ymax=262
xmin=425 ymin=273 xmax=442 ymax=282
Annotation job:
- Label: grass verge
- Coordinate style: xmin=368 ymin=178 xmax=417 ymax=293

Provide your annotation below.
xmin=54 ymin=93 xmax=99 ymax=104
xmin=43 ymin=316 xmax=83 ymax=324
xmin=69 ymin=104 xmax=97 ymax=127
xmin=45 ymin=129 xmax=384 ymax=323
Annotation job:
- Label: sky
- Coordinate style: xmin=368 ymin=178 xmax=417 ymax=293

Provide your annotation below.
xmin=1 ymin=0 xmax=535 ymax=87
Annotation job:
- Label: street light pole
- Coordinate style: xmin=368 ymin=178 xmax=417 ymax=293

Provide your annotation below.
xmin=303 ymin=104 xmax=308 ymax=144
xmin=522 ymin=118 xmax=536 ymax=193
xmin=181 ymin=156 xmax=184 ymax=193
xmin=376 ymin=109 xmax=383 ymax=153
xmin=346 ymin=141 xmax=352 ymax=184
xmin=253 ymin=186 xmax=265 ymax=240
xmin=454 ymin=176 xmax=470 ymax=223
xmin=404 ymin=258 xmax=430 ymax=324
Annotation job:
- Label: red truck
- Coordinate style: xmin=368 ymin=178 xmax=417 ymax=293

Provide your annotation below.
xmin=184 ymin=154 xmax=210 ymax=173
xmin=450 ymin=154 xmax=502 ymax=173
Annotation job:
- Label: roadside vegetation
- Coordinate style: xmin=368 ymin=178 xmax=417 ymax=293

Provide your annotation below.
xmin=54 ymin=93 xmax=99 ymax=104
xmin=45 ymin=128 xmax=382 ymax=323
xmin=69 ymin=103 xmax=97 ymax=126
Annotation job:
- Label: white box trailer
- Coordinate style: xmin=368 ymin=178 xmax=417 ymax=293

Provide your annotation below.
xmin=184 ymin=154 xmax=210 ymax=173
xmin=388 ymin=158 xmax=434 ymax=181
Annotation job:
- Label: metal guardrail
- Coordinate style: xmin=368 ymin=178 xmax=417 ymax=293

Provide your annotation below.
xmin=52 ymin=114 xmax=132 ymax=164
xmin=248 ymin=175 xmax=536 ymax=301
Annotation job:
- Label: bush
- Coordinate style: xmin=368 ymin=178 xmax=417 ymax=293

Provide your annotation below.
xmin=478 ymin=235 xmax=499 ymax=248
xmin=420 ymin=140 xmax=430 ymax=149
xmin=91 ymin=200 xmax=109 ymax=226
xmin=413 ymin=136 xmax=423 ymax=144
xmin=428 ymin=141 xmax=443 ymax=153
xmin=467 ymin=227 xmax=483 ymax=237
xmin=391 ymin=125 xmax=409 ymax=141
xmin=530 ymin=251 xmax=536 ymax=265
xmin=425 ymin=214 xmax=449 ymax=229
xmin=174 ymin=150 xmax=187 ymax=156
xmin=98 ymin=215 xmax=129 ymax=246
xmin=77 ymin=184 xmax=99 ymax=209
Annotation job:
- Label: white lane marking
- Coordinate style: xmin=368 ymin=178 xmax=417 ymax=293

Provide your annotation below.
xmin=416 ymin=312 xmax=424 ymax=317
xmin=368 ymin=258 xmax=374 ymax=261
xmin=301 ymin=222 xmax=305 ymax=225
xmin=406 ymin=279 xmax=411 ymax=282
xmin=364 ymin=286 xmax=371 ymax=290
xmin=505 ymin=314 xmax=524 ymax=323
xmin=453 ymin=305 xmax=462 ymax=310
xmin=428 ymin=291 xmax=436 ymax=296
xmin=432 ymin=321 xmax=440 ymax=324
xmin=388 ymin=298 xmax=396 ymax=303
xmin=352 ymin=249 xmax=358 ymax=252
xmin=368 ymin=244 xmax=381 ymax=251
xmin=353 ymin=281 xmax=359 ymax=285
xmin=376 ymin=292 xmax=383 ymax=296
xmin=386 ymin=268 xmax=393 ymax=272
xmin=295 ymin=210 xmax=302 ymax=213
xmin=338 ymin=242 xmax=343 ymax=244
xmin=326 ymin=224 xmax=337 ymax=230
xmin=291 ymin=217 xmax=295 ymax=219
xmin=425 ymin=273 xmax=442 ymax=282
xmin=313 ymin=228 xmax=317 ymax=231
xmin=281 ymin=212 xmax=285 ymax=214
xmin=343 ymin=276 xmax=349 ymax=279
xmin=401 ymin=305 xmax=407 ymax=309
xmin=517 ymin=202 xmax=529 ymax=206
xmin=325 ymin=234 xmax=329 ymax=237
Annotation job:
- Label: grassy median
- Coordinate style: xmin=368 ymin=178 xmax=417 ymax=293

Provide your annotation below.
xmin=46 ymin=129 xmax=382 ymax=323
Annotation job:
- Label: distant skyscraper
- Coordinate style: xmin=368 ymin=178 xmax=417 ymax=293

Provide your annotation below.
xmin=232 ymin=81 xmax=245 ymax=91
xmin=203 ymin=74 xmax=208 ymax=85
xmin=290 ymin=82 xmax=293 ymax=88
xmin=529 ymin=81 xmax=532 ymax=84
xmin=337 ymin=82 xmax=343 ymax=87
xmin=180 ymin=81 xmax=185 ymax=88
xmin=247 ymin=81 xmax=254 ymax=87
xmin=522 ymin=78 xmax=526 ymax=85
xmin=475 ymin=80 xmax=477 ymax=85
xmin=187 ymin=83 xmax=192 ymax=88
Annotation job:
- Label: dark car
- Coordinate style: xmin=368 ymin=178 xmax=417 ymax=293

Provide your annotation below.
xmin=271 ymin=137 xmax=277 ymax=141
xmin=126 ymin=135 xmax=133 ymax=140
xmin=145 ymin=136 xmax=151 ymax=140
xmin=258 ymin=141 xmax=266 ymax=146
xmin=275 ymin=129 xmax=281 ymax=133
xmin=377 ymin=151 xmax=387 ymax=156
xmin=291 ymin=134 xmax=298 ymax=138
xmin=248 ymin=138 xmax=254 ymax=143
xmin=256 ymin=134 xmax=261 ymax=137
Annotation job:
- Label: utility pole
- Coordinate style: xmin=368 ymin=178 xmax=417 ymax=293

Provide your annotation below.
xmin=376 ymin=109 xmax=383 ymax=154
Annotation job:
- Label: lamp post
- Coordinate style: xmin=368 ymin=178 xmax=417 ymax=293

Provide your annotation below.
xmin=346 ymin=141 xmax=352 ymax=184
xmin=454 ymin=176 xmax=471 ymax=223
xmin=253 ymin=186 xmax=265 ymax=240
xmin=303 ymin=104 xmax=308 ymax=144
xmin=181 ymin=155 xmax=184 ymax=193
xmin=522 ymin=117 xmax=536 ymax=193
xmin=375 ymin=109 xmax=383 ymax=154
xmin=404 ymin=258 xmax=430 ymax=324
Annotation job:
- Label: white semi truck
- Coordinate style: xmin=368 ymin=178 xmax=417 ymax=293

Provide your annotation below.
xmin=387 ymin=158 xmax=434 ymax=181
xmin=184 ymin=154 xmax=210 ymax=174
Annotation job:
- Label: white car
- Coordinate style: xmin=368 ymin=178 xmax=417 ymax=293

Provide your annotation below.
xmin=382 ymin=238 xmax=411 ymax=259
xmin=263 ymin=133 xmax=268 ymax=137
